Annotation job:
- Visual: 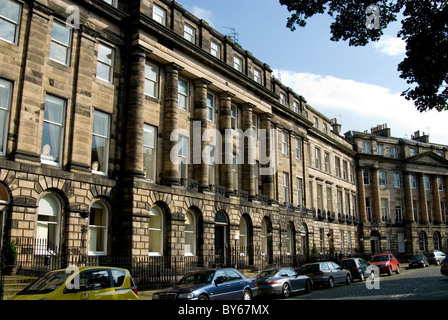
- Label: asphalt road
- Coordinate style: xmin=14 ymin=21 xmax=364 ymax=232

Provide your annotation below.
xmin=289 ymin=263 xmax=448 ymax=300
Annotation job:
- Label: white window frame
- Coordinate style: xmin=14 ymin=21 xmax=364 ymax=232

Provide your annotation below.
xmin=210 ymin=41 xmax=221 ymax=59
xmin=283 ymin=172 xmax=289 ymax=204
xmin=96 ymin=42 xmax=115 ymax=83
xmin=145 ymin=61 xmax=159 ymax=98
xmin=152 ymin=4 xmax=166 ymax=25
xmin=148 ymin=206 xmax=164 ymax=256
xmin=91 ymin=110 xmax=110 ymax=175
xmin=0 ymin=0 xmax=22 ymax=45
xmin=183 ymin=23 xmax=196 ymax=43
xmin=253 ymin=68 xmax=261 ymax=84
xmin=143 ymin=124 xmax=157 ymax=182
xmin=0 ymin=78 xmax=12 ymax=155
xmin=49 ymin=20 xmax=72 ymax=66
xmin=88 ymin=201 xmax=108 ymax=256
xmin=281 ymin=131 xmax=288 ymax=155
xmin=178 ymin=78 xmax=189 ymax=111
xmin=178 ymin=135 xmax=189 ymax=180
xmin=41 ymin=94 xmax=66 ymax=166
xmin=233 ymin=56 xmax=242 ymax=72
xmin=206 ymin=92 xmax=214 ymax=122
xmin=184 ymin=210 xmax=196 ymax=256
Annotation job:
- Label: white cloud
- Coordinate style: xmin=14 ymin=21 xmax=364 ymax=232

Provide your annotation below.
xmin=275 ymin=69 xmax=448 ymax=145
xmin=373 ymin=35 xmax=406 ymax=56
xmin=188 ymin=6 xmax=215 ymax=27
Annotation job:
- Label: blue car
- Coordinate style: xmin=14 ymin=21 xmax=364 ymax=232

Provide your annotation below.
xmin=152 ymin=268 xmax=257 ymax=300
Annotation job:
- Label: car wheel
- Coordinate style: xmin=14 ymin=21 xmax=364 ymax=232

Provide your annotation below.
xmin=282 ymin=283 xmax=291 ymax=298
xmin=242 ymin=289 xmax=252 ymax=300
xmin=388 ymin=267 xmax=392 ymax=276
xmin=395 ymin=265 xmax=400 ymax=274
xmin=345 ymin=273 xmax=351 ymax=285
xmin=327 ymin=277 xmax=334 ymax=288
xmin=198 ymin=294 xmax=209 ymax=300
xmin=305 ymin=280 xmax=312 ymax=293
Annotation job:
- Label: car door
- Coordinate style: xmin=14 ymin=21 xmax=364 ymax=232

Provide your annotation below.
xmin=209 ymin=269 xmax=230 ymax=300
xmin=330 ymin=262 xmax=345 ymax=283
xmin=63 ymin=269 xmax=116 ymax=300
xmin=284 ymin=268 xmax=303 ymax=291
xmin=225 ymin=269 xmax=246 ymax=299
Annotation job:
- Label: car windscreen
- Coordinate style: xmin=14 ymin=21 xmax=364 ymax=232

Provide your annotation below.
xmin=18 ymin=270 xmax=70 ymax=295
xmin=371 ymin=255 xmax=388 ymax=262
xmin=340 ymin=260 xmax=355 ymax=268
xmin=177 ymin=271 xmax=215 ymax=285
xmin=255 ymin=270 xmax=277 ymax=278
xmin=298 ymin=264 xmax=319 ymax=273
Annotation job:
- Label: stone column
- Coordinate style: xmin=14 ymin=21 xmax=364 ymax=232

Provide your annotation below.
xmin=371 ymin=167 xmax=382 ymax=223
xmin=418 ymin=174 xmax=429 ymax=223
xmin=219 ymin=91 xmax=235 ymax=195
xmin=13 ymin=4 xmax=50 ymax=163
xmin=68 ymin=26 xmax=98 ymax=172
xmin=193 ymin=78 xmax=212 ymax=191
xmin=432 ymin=176 xmax=442 ymax=224
xmin=403 ymin=172 xmax=415 ymax=222
xmin=124 ymin=46 xmax=150 ymax=177
xmin=260 ymin=113 xmax=275 ymax=202
xmin=357 ymin=169 xmax=367 ymax=222
xmin=161 ymin=63 xmax=184 ymax=186
xmin=242 ymin=103 xmax=255 ymax=199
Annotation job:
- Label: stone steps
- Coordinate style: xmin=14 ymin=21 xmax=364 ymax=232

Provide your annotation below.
xmin=1 ymin=275 xmax=37 ymax=300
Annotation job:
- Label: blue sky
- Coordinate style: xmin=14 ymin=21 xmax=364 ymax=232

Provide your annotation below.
xmin=178 ymin=0 xmax=448 ymax=145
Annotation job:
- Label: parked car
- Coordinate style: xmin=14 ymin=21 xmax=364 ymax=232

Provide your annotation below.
xmin=339 ymin=258 xmax=369 ymax=281
xmin=152 ymin=268 xmax=257 ymax=300
xmin=425 ymin=251 xmax=446 ymax=265
xmin=441 ymin=256 xmax=448 ymax=276
xmin=8 ymin=266 xmax=139 ymax=300
xmin=408 ymin=255 xmax=429 ymax=268
xmin=297 ymin=261 xmax=351 ymax=288
xmin=369 ymin=253 xmax=400 ymax=275
xmin=255 ymin=267 xmax=312 ymax=298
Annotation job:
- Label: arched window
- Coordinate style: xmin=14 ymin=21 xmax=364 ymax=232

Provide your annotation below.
xmin=185 ymin=210 xmax=196 ymax=256
xmin=239 ymin=217 xmax=247 ymax=256
xmin=433 ymin=232 xmax=441 ymax=251
xmin=418 ymin=231 xmax=427 ymax=252
xmin=37 ymin=194 xmax=61 ymax=252
xmin=261 ymin=219 xmax=267 ymax=256
xmin=286 ymin=223 xmax=294 ymax=255
xmin=149 ymin=206 xmax=164 ymax=256
xmin=88 ymin=201 xmax=108 ymax=255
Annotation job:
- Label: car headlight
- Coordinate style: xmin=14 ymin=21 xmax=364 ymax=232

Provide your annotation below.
xmin=178 ymin=292 xmax=194 ymax=299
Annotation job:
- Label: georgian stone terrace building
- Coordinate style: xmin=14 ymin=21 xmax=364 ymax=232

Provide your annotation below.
xmin=0 ymin=0 xmax=445 ymax=272
xmin=346 ymin=126 xmax=448 ymax=257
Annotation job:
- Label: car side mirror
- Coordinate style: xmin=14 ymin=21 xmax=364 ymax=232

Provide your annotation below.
xmin=214 ymin=279 xmax=223 ymax=286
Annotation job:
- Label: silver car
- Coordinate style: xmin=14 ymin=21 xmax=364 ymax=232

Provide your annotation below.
xmin=298 ymin=261 xmax=351 ymax=288
xmin=425 ymin=251 xmax=446 ymax=265
xmin=255 ymin=267 xmax=312 ymax=298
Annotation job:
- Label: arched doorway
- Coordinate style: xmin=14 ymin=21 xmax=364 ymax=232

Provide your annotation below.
xmin=298 ymin=223 xmax=309 ymax=257
xmin=261 ymin=217 xmax=273 ymax=265
xmin=418 ymin=231 xmax=427 ymax=253
xmin=215 ymin=211 xmax=229 ymax=265
xmin=370 ymin=230 xmax=381 ymax=255
xmin=0 ymin=183 xmax=10 ymax=252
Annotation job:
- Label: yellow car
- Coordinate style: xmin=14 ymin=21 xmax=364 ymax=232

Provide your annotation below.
xmin=8 ymin=266 xmax=139 ymax=300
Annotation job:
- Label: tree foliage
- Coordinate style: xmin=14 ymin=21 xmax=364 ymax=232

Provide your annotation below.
xmin=280 ymin=0 xmax=448 ymax=112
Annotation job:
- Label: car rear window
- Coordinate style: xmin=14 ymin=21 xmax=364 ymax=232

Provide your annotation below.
xmin=111 ymin=269 xmax=126 ymax=287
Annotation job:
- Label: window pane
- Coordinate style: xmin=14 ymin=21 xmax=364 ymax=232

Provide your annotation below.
xmin=51 ymin=21 xmax=70 ymax=45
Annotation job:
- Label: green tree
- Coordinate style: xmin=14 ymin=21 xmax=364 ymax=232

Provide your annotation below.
xmin=280 ymin=0 xmax=448 ymax=112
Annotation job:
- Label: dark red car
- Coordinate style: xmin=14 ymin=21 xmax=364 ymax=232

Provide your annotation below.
xmin=369 ymin=253 xmax=400 ymax=276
